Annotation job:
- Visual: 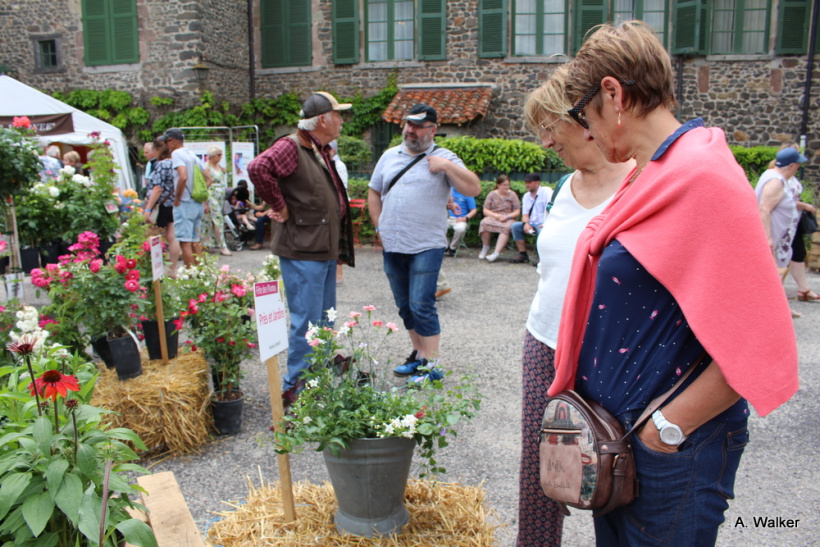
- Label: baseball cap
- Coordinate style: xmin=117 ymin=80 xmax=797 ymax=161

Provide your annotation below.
xmin=300 ymin=92 xmax=352 ymax=119
xmin=524 ymin=173 xmax=541 ymax=183
xmin=775 ymin=147 xmax=807 ymax=167
xmin=158 ymin=128 xmax=184 ymax=142
xmin=403 ymin=103 xmax=438 ymax=125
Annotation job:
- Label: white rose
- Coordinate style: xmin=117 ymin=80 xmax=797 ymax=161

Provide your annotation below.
xmin=72 ymin=174 xmax=90 ymax=185
xmin=48 ymin=186 xmax=60 ymax=198
xmin=60 ymin=166 xmax=76 ymax=177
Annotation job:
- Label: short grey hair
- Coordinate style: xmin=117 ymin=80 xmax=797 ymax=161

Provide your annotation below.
xmin=298 ymin=111 xmax=333 ymax=131
xmin=46 ymin=145 xmax=61 ymax=159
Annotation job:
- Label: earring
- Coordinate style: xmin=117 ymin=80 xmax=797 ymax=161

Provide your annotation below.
xmin=618 ymin=112 xmax=622 ymax=127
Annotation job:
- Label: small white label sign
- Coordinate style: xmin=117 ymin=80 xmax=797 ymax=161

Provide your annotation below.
xmin=254 ymin=281 xmax=288 ymax=361
xmin=150 ymin=236 xmax=164 ymax=281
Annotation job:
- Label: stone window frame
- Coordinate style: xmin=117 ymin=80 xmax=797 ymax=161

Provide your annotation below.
xmin=31 ymin=34 xmax=64 ymax=74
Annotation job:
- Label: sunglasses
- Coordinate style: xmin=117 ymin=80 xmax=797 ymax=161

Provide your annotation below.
xmin=568 ymin=80 xmax=636 ymax=129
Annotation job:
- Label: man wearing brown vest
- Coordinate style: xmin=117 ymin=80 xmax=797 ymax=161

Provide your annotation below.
xmin=248 ymin=92 xmax=355 ymax=404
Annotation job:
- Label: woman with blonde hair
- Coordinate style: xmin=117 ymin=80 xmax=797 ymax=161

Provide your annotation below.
xmin=516 ymin=64 xmax=634 ymax=546
xmin=477 ymin=174 xmax=520 ymax=262
xmin=554 ymin=21 xmax=797 ymax=544
xmin=200 ymin=145 xmax=232 ymax=256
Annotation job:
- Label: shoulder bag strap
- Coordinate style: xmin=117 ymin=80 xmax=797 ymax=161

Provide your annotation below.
xmin=382 ymin=146 xmax=439 ymax=197
xmin=620 ymin=351 xmax=709 ymax=442
xmin=546 ymin=173 xmax=572 ymax=213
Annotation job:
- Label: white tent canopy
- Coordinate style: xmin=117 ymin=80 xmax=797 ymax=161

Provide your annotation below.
xmin=0 ymin=75 xmax=135 ymax=190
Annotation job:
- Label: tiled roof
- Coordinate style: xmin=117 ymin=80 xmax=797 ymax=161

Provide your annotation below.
xmin=382 ymin=86 xmax=493 ymax=126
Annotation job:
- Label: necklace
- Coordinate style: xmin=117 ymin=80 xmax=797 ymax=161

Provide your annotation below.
xmin=628 ymin=164 xmax=646 ymax=185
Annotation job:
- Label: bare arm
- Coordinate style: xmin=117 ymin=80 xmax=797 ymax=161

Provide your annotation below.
xmin=142 ymin=186 xmax=163 ymax=223
xmin=368 ymin=188 xmax=383 ymax=229
xmin=758 ymin=178 xmax=785 ymax=249
xmin=427 ymin=156 xmax=481 ymax=197
xmin=173 ymin=166 xmax=187 ymax=207
xmin=637 ymin=361 xmax=741 ymax=454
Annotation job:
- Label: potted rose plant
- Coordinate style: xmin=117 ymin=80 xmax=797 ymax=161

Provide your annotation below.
xmin=271 ymin=306 xmax=482 ymax=538
xmin=1 ymin=336 xmax=156 ymax=547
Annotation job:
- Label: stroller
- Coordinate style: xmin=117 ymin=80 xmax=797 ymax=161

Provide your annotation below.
xmin=223 ymin=187 xmax=256 ymax=251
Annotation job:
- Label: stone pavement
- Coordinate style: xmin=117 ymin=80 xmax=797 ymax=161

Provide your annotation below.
xmin=7 ymin=245 xmax=819 ymax=545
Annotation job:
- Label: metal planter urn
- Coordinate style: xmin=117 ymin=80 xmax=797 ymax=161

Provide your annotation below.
xmin=322 ymin=436 xmax=416 ymax=538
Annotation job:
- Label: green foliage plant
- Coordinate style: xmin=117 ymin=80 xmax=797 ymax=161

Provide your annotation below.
xmin=0 ymin=340 xmax=156 ymax=547
xmin=0 ymin=118 xmax=41 ymax=200
xmin=272 ymin=306 xmax=481 ymax=478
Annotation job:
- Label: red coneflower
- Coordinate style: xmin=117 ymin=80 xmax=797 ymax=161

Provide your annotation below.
xmin=29 ymin=370 xmax=81 ymax=401
xmin=7 ymin=334 xmax=38 ymax=355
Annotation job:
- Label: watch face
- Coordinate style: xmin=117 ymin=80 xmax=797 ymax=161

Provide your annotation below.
xmin=660 ymin=426 xmax=684 ymax=445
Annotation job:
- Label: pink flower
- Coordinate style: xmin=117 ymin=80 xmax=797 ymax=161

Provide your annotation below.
xmin=137 ymin=334 xmax=145 ymax=341
xmin=188 ymin=299 xmax=199 ymax=314
xmin=228 ymin=341 xmax=236 ymax=346
xmin=363 ymin=305 xmax=376 ymax=312
xmin=114 ymin=256 xmax=127 ymax=274
xmin=217 ymin=337 xmax=225 ymax=343
xmin=220 ymin=265 xmax=231 ymax=272
xmin=124 ymin=280 xmax=139 ymax=292
xmin=343 ymin=321 xmax=357 ymax=328
xmin=372 ymin=320 xmax=383 ymax=327
xmin=246 ymin=307 xmax=255 ymax=317
xmin=349 ymin=312 xmax=361 ymax=318
xmin=12 ymin=116 xmax=31 ymax=129
xmin=197 ymin=293 xmax=208 ymax=303
xmin=126 ymin=269 xmax=140 ymax=281
xmin=125 ymin=259 xmax=137 ymax=269
xmin=386 ymin=322 xmax=399 ymax=332
xmin=308 ymin=339 xmax=322 ymax=347
xmin=245 ymin=339 xmax=257 ymax=348
xmin=89 ymin=259 xmax=102 ymax=273
xmin=0 ymin=241 xmax=6 ymax=254
xmin=45 ymin=263 xmax=60 ymax=274
xmin=172 ymin=317 xmax=184 ymax=330
xmin=212 ymin=292 xmax=226 ymax=303
xmin=142 ymin=241 xmax=151 ymax=252
xmin=231 ymin=283 xmax=246 ymax=297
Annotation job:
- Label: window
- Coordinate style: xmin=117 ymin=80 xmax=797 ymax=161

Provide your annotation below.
xmin=81 ymin=0 xmax=139 ymax=66
xmin=514 ymin=0 xmax=568 ymax=56
xmin=611 ymin=0 xmax=667 ymax=46
xmin=673 ymin=0 xmax=771 ymax=55
xmin=260 ymin=0 xmax=311 ymax=68
xmin=332 ymin=0 xmax=446 ymax=64
xmin=38 ymin=40 xmax=58 ymax=69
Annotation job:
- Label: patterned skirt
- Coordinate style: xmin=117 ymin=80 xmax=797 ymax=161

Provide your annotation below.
xmin=517 ymin=331 xmax=564 ymax=546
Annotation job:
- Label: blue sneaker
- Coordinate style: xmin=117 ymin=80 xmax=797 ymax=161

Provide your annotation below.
xmin=393 ymin=355 xmax=426 ymax=377
xmin=408 ymin=367 xmax=444 ymax=385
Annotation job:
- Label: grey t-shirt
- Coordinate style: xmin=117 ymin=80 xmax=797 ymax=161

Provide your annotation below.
xmin=369 ymin=143 xmax=465 ymax=254
xmin=171 ymin=147 xmax=205 ymax=202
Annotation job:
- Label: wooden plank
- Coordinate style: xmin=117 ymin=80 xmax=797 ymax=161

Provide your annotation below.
xmin=134 ymin=472 xmax=205 ymax=547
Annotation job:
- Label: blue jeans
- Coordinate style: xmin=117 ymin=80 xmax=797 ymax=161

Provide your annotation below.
xmin=511 ymin=221 xmax=542 ymax=242
xmin=594 ymin=399 xmax=749 ymax=546
xmin=255 ymin=214 xmax=271 ymax=243
xmin=382 ymin=248 xmax=444 ymax=337
xmin=279 ymin=258 xmax=336 ymax=390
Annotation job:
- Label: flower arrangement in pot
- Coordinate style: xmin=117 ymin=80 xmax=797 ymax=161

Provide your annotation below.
xmin=271 ymin=306 xmax=482 ymax=537
xmin=35 ymin=232 xmax=148 ymax=379
xmin=0 ymin=337 xmax=157 ymax=547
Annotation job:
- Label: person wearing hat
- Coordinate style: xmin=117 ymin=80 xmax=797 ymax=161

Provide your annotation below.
xmin=368 ymin=103 xmax=481 ymax=382
xmin=248 ymin=91 xmax=355 ymax=405
xmin=158 ymin=127 xmax=212 ymax=268
xmin=757 ymin=144 xmax=820 ymax=316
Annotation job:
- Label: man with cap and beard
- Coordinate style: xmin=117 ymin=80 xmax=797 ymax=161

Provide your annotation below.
xmin=248 ymin=91 xmax=355 ymax=405
xmin=368 ymin=103 xmax=481 ymax=383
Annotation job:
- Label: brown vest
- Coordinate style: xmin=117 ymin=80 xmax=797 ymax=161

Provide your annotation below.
xmin=272 ymin=132 xmax=354 ymax=266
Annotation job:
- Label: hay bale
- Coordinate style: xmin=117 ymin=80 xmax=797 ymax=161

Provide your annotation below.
xmin=92 ymin=351 xmax=212 ymax=455
xmin=206 ymin=478 xmax=500 ymax=546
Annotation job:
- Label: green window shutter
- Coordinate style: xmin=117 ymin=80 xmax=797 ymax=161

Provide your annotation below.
xmin=672 ymin=0 xmax=707 ymax=54
xmin=573 ymin=0 xmax=607 ymax=53
xmin=777 ymin=0 xmax=810 ymax=53
xmin=333 ymin=0 xmax=360 ymax=64
xmin=83 ymin=0 xmax=112 ymax=66
xmin=260 ymin=0 xmax=284 ymax=68
xmin=479 ymin=0 xmax=507 ymax=57
xmin=111 ymin=0 xmax=139 ymax=64
xmin=289 ymin=0 xmax=312 ymax=66
xmin=418 ymin=0 xmax=446 ymax=60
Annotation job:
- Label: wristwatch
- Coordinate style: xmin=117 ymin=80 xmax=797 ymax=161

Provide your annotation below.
xmin=651 ymin=409 xmax=687 ymax=446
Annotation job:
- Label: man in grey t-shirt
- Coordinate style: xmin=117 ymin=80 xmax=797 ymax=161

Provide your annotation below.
xmin=368 ymin=104 xmax=480 ymax=382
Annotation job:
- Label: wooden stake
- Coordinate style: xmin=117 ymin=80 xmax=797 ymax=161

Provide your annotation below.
xmin=153 ymin=279 xmax=169 ymax=364
xmin=265 ymin=355 xmax=296 ymax=521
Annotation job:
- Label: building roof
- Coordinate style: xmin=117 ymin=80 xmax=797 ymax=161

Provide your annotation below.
xmin=382 ymin=86 xmax=493 ymax=126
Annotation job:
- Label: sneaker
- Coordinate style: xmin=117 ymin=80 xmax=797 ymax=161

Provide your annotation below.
xmin=478 ymin=246 xmax=490 ymax=259
xmin=508 ymin=253 xmax=529 ymax=264
xmin=445 ymin=248 xmax=456 ymax=257
xmin=486 ymin=252 xmax=499 ymax=263
xmin=394 ymin=356 xmax=426 ymax=377
xmin=408 ymin=367 xmax=444 ymax=385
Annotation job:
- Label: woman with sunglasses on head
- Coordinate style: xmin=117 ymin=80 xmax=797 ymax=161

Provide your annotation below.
xmin=555 ymin=21 xmax=798 ymax=545
xmin=516 ymin=65 xmax=634 ymax=547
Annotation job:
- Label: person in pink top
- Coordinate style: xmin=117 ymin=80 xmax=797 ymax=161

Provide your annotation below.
xmin=555 ymin=21 xmax=798 ymax=546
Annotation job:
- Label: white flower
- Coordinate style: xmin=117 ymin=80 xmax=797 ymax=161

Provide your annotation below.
xmin=307 ymin=378 xmax=319 ymax=390
xmin=60 ymin=166 xmax=76 ymax=177
xmin=326 ymin=307 xmax=337 ymax=322
xmin=302 ymin=416 xmax=312 ymax=424
xmin=72 ymin=174 xmax=89 ymax=184
xmin=336 ymin=326 xmax=351 ymax=339
xmin=48 ymin=186 xmax=59 ymax=198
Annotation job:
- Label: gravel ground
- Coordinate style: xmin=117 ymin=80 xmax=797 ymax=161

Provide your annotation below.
xmin=7 ymin=244 xmax=819 ymax=546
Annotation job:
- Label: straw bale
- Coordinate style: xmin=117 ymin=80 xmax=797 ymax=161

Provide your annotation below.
xmin=205 ymin=477 xmax=500 ymax=546
xmin=91 ymin=350 xmax=213 ymax=455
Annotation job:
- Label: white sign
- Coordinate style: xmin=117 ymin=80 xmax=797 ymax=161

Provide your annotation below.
xmin=150 ymin=236 xmax=164 ymax=281
xmin=231 ymin=142 xmax=255 ymax=197
xmin=254 ymin=281 xmax=288 ymax=361
xmin=186 ymin=141 xmax=227 ymax=170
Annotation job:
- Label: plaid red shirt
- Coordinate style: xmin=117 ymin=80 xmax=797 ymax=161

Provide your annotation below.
xmin=248 ymin=131 xmax=346 ymax=215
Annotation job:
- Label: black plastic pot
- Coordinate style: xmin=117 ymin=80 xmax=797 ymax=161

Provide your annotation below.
xmin=211 ymin=391 xmax=244 ymax=435
xmin=20 ymin=248 xmax=39 ymax=274
xmin=106 ymin=335 xmax=142 ymax=381
xmin=39 ymin=243 xmax=60 ymax=266
xmin=91 ymin=336 xmax=115 ymax=368
xmin=141 ymin=318 xmax=179 ymax=360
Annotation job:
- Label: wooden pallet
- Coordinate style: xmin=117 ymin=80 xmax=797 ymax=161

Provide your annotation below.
xmin=125 ymin=472 xmax=205 ymax=547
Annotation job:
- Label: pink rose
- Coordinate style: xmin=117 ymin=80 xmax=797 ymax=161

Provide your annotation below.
xmin=125 ymin=259 xmax=137 ymax=269
xmin=188 ymin=299 xmax=199 ymax=314
xmin=173 ymin=317 xmax=184 ymax=330
xmin=372 ymin=320 xmax=384 ymax=327
xmin=231 ymin=283 xmax=246 ymax=297
xmin=124 ymin=280 xmax=139 ymax=292
xmin=89 ymin=259 xmax=102 ymax=273
xmin=126 ymin=269 xmax=140 ymax=281
xmin=212 ymin=292 xmax=226 ymax=303
xmin=13 ymin=116 xmax=31 ymax=129
xmin=363 ymin=305 xmax=376 ymax=311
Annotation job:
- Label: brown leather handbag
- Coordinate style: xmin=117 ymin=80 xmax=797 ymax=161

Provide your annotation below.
xmin=539 ymin=354 xmax=705 ymax=516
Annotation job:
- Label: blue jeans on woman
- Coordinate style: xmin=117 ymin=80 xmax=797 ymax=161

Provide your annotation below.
xmin=594 ymin=399 xmax=749 ymax=546
xmin=382 ymin=248 xmax=444 ymax=337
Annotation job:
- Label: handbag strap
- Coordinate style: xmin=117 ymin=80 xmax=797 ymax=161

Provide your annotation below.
xmin=620 ymin=351 xmax=708 ymax=442
xmin=382 ymin=146 xmax=439 ymax=197
xmin=546 ymin=172 xmax=571 ymax=213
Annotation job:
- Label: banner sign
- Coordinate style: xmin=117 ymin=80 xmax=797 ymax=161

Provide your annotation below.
xmin=231 ymin=142 xmax=255 ymax=196
xmin=0 ymin=113 xmax=74 ymax=136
